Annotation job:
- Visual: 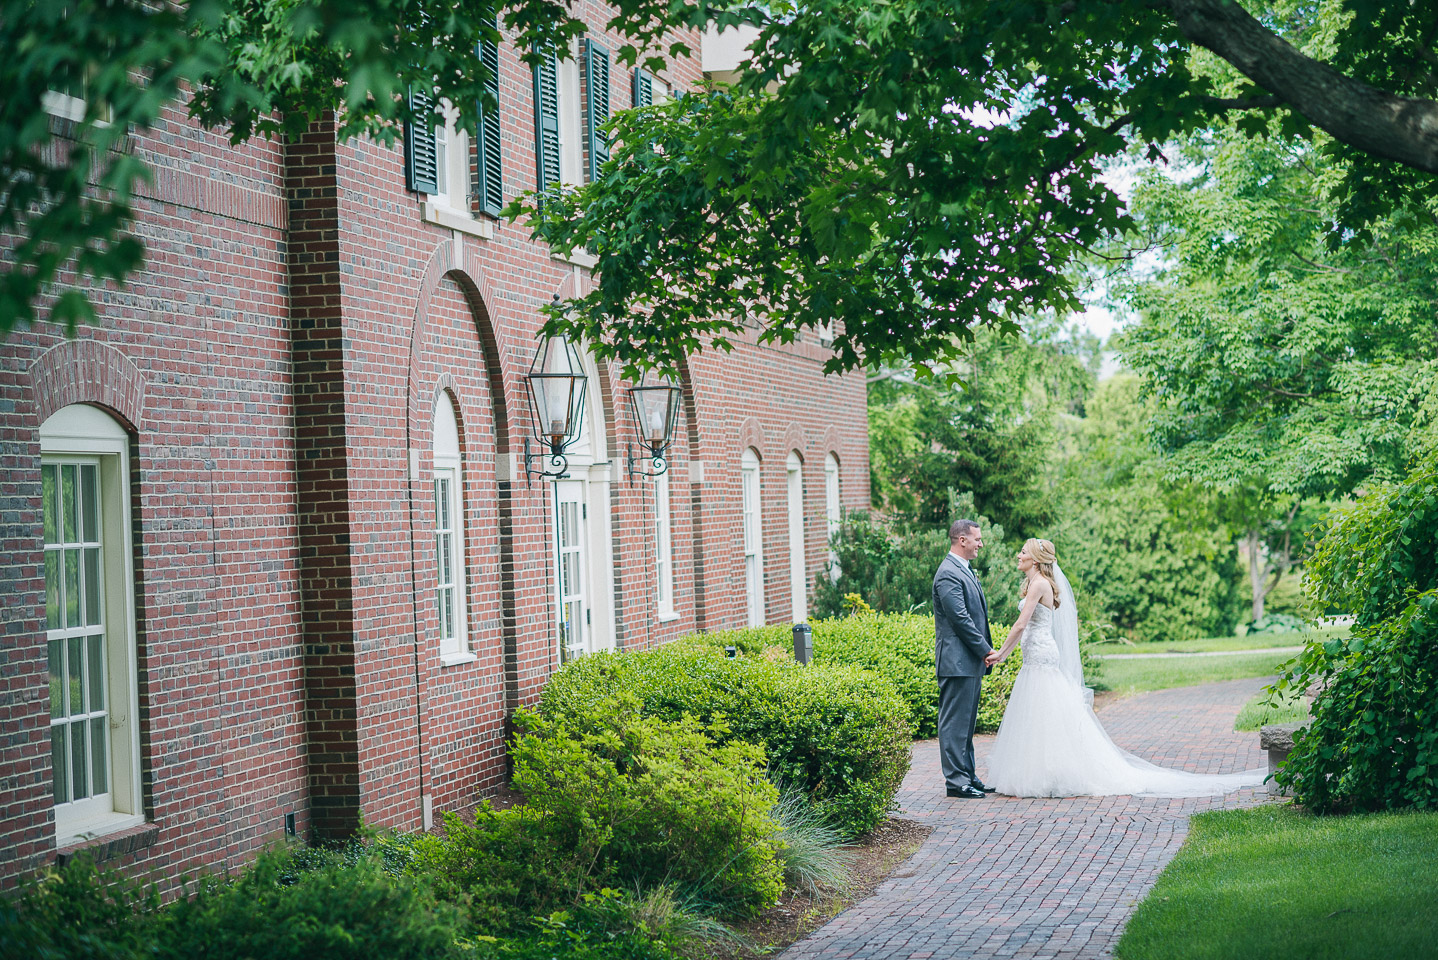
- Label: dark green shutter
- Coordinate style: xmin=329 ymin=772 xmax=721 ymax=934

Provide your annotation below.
xmin=533 ymin=52 xmax=560 ymax=192
xmin=476 ymin=31 xmax=503 ymax=216
xmin=632 ymin=67 xmax=653 ymax=108
xmin=584 ymin=39 xmax=611 ymax=182
xmin=405 ymin=85 xmax=439 ymax=194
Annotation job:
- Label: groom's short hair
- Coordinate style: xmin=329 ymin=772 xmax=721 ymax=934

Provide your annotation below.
xmin=949 ymin=518 xmax=979 ymax=541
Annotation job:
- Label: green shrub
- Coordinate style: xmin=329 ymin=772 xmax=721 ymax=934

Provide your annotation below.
xmin=1243 ymin=613 xmax=1305 ymax=635
xmin=510 ymin=698 xmax=784 ymax=917
xmin=810 ymin=496 xmax=1024 ymax=622
xmin=541 ymin=648 xmax=912 ymax=839
xmin=689 ymin=614 xmax=1019 ymax=738
xmin=416 ymin=697 xmax=783 ymax=925
xmin=0 ymin=854 xmax=155 ymax=960
xmin=1274 ymin=463 xmax=1438 ymax=810
xmin=157 ymin=848 xmax=467 ymax=960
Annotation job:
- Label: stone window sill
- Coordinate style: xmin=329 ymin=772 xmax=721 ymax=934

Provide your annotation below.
xmin=440 ymin=650 xmax=478 ymax=668
xmin=56 ymin=818 xmax=157 ymax=865
xmin=552 ymin=248 xmax=599 ymax=269
xmin=423 ymin=200 xmax=496 ymax=240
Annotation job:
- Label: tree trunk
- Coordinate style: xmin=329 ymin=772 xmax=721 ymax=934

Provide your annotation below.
xmin=1245 ymin=530 xmax=1267 ymax=623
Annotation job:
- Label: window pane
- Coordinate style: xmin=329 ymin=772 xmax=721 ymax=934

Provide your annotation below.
xmin=61 ymin=465 xmax=77 ymax=542
xmin=51 ymin=727 xmax=68 ymax=804
xmin=84 ymin=548 xmax=101 ymax=625
xmin=87 ymin=635 xmax=104 ymax=711
xmin=67 ymin=636 xmax=83 ymax=716
xmin=70 ymin=722 xmax=88 ymax=800
xmin=48 ymin=639 xmax=62 ymax=719
xmin=434 ymin=478 xmax=449 ymax=529
xmin=43 ymin=465 xmax=57 ymax=544
xmin=81 ymin=465 xmax=98 ymax=542
xmin=90 ymin=716 xmax=108 ymax=794
xmin=64 ymin=549 xmax=80 ymax=628
xmin=45 ymin=551 xmax=60 ymax=629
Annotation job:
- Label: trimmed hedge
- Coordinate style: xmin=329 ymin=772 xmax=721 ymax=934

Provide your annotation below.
xmin=540 ymin=647 xmax=914 ymax=839
xmin=683 ymin=614 xmax=1019 ymax=738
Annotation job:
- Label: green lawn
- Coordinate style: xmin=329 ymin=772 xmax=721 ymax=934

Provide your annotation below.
xmin=1098 ymin=650 xmax=1298 ymax=697
xmin=1116 ymin=807 xmax=1438 ymax=960
xmin=1232 ymin=686 xmax=1310 ymax=732
xmin=1102 ymin=626 xmax=1346 ymax=656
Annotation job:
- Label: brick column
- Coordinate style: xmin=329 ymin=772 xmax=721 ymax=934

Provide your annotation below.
xmin=286 ymin=118 xmax=360 ymax=839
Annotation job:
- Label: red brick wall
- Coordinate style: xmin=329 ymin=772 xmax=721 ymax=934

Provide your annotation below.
xmin=0 ymin=13 xmax=868 ymax=888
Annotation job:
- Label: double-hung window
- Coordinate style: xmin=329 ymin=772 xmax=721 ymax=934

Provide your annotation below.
xmin=41 ymin=404 xmax=142 ymax=846
xmin=824 ymin=453 xmax=841 ymax=581
xmin=786 ymin=452 xmax=806 ymax=622
xmin=654 ymin=473 xmax=674 ymax=618
xmin=433 ymin=394 xmax=471 ymax=664
xmin=741 ymin=448 xmax=765 ymax=626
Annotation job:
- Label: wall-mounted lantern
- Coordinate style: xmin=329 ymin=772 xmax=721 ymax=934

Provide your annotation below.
xmin=625 ymin=372 xmax=682 ymax=481
xmin=523 ymin=315 xmax=588 ymax=484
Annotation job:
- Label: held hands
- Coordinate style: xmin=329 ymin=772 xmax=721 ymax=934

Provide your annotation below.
xmin=985 ymin=650 xmax=1004 ymax=667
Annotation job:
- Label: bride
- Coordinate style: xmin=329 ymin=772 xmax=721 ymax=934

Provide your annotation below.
xmin=982 ymin=539 xmax=1266 ymax=798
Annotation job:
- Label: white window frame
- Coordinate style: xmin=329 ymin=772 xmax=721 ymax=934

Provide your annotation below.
xmin=557 ymin=53 xmax=584 ymax=186
xmin=786 ymin=451 xmax=807 ymax=622
xmin=654 ymin=473 xmax=675 ymax=620
xmin=824 ymin=453 xmax=841 ymax=582
xmin=741 ymin=447 xmax=765 ymax=627
xmin=40 ymin=404 xmax=143 ymax=848
xmin=430 ymin=100 xmax=471 ymax=213
xmin=433 ymin=394 xmax=472 ymax=666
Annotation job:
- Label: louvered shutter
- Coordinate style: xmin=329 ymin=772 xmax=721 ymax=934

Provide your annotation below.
xmin=533 ymin=52 xmax=561 ymax=191
xmin=476 ymin=31 xmax=503 ymax=216
xmin=584 ymin=39 xmax=611 ymax=182
xmin=405 ymin=85 xmax=439 ymax=195
xmin=632 ymin=68 xmax=653 ymax=108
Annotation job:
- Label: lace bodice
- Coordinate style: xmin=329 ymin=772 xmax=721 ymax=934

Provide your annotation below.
xmin=1019 ymin=603 xmax=1062 ymax=669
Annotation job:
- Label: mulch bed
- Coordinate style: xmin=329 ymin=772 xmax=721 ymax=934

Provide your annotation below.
xmin=703 ymin=817 xmax=933 ymax=959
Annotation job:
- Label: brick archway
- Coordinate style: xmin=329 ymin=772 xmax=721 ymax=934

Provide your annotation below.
xmin=29 ymin=339 xmax=147 ymax=431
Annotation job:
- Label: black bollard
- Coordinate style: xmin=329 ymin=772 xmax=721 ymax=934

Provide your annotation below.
xmin=792 ymin=622 xmax=813 ymax=665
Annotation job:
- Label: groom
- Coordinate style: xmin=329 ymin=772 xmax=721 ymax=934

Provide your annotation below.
xmin=933 ymin=518 xmax=995 ymax=799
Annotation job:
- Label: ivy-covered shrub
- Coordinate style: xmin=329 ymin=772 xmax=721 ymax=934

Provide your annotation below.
xmin=540 ymin=648 xmax=913 ymax=838
xmin=413 ymin=696 xmax=784 ymax=925
xmin=687 ymin=615 xmax=1018 ymax=738
xmin=1273 ymin=463 xmax=1438 ymax=810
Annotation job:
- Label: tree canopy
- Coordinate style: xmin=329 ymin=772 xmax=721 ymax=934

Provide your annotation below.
xmin=7 ymin=0 xmax=1438 ymax=365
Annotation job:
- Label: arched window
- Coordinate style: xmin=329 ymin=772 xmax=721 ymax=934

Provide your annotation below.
xmin=433 ymin=394 xmax=470 ymax=663
xmin=824 ymin=452 xmax=841 ymax=581
xmin=40 ymin=403 xmax=143 ymax=846
xmin=741 ymin=448 xmax=765 ymax=626
xmin=786 ymin=451 xmax=807 ymax=622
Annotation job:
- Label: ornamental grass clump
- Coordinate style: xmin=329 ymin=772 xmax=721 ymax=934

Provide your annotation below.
xmin=541 ymin=647 xmax=913 ymax=839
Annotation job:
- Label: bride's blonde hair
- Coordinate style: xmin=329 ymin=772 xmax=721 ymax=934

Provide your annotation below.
xmin=1021 ymin=538 xmax=1062 ymax=608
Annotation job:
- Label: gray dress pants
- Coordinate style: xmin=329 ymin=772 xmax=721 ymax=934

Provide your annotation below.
xmin=938 ymin=674 xmax=982 ymax=789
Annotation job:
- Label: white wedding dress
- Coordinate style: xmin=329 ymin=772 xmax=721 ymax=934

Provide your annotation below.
xmin=985 ymin=565 xmax=1267 ymax=798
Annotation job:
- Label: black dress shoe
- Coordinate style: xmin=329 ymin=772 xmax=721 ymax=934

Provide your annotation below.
xmin=971 ymin=779 xmax=997 ymax=793
xmin=946 ymin=784 xmax=985 ymax=799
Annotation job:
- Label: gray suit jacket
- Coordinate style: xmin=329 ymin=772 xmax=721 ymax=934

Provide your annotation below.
xmin=933 ymin=553 xmax=994 ymax=677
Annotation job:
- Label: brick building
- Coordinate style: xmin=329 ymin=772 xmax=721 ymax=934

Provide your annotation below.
xmin=0 ymin=14 xmax=868 ymax=888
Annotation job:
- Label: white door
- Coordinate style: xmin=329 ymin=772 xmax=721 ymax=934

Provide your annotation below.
xmin=555 ymin=480 xmax=588 ymax=662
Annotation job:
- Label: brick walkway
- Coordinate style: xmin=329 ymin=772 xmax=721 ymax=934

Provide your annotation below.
xmin=782 ymin=677 xmax=1276 ymax=960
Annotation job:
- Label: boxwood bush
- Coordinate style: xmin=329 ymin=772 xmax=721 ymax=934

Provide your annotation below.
xmin=540 ymin=647 xmax=913 ymax=838
xmin=682 ymin=615 xmax=1018 ymax=738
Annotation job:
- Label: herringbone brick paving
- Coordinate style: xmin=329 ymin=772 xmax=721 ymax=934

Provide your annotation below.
xmin=783 ymin=676 xmax=1277 ymax=960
